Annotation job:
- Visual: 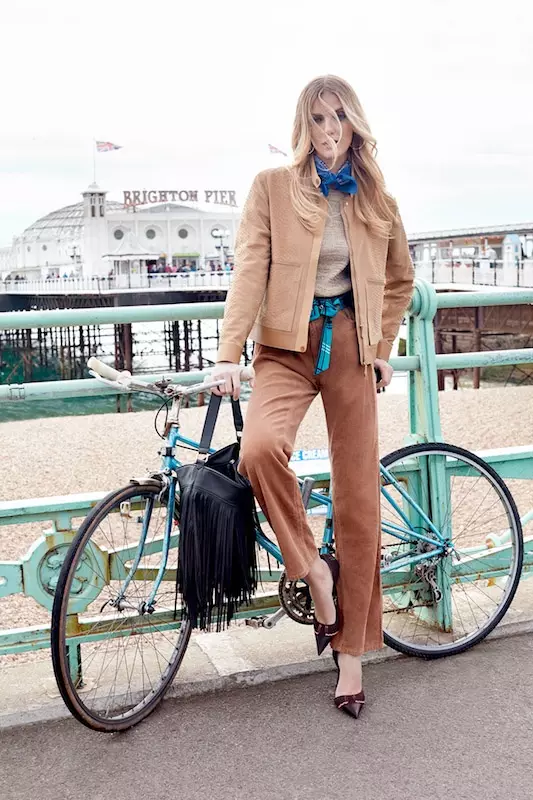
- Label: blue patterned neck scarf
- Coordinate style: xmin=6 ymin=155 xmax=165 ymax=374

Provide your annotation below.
xmin=314 ymin=155 xmax=358 ymax=198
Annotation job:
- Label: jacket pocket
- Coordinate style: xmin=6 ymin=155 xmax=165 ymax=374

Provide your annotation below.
xmin=365 ymin=278 xmax=385 ymax=345
xmin=258 ymin=262 xmax=302 ymax=332
xmin=368 ymin=226 xmax=391 ymax=280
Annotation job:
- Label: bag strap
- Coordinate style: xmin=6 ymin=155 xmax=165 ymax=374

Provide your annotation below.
xmin=198 ymin=394 xmax=244 ymax=456
xmin=231 ymin=397 xmax=244 ymax=436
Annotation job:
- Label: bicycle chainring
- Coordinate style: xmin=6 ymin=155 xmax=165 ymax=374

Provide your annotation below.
xmin=278 ymin=572 xmax=314 ymax=625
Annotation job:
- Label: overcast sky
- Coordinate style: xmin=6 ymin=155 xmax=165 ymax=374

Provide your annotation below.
xmin=1 ymin=0 xmax=532 ymax=246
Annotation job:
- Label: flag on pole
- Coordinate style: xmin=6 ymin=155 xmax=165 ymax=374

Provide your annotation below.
xmin=96 ymin=141 xmax=122 ymax=152
xmin=268 ymin=144 xmax=287 ymax=157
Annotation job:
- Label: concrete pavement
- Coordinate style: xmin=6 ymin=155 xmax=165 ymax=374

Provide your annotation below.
xmin=2 ymin=587 xmax=533 ymax=730
xmin=2 ymin=631 xmax=533 ymax=800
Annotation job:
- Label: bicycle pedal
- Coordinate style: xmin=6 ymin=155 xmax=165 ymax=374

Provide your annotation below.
xmin=245 ymin=616 xmax=268 ymax=628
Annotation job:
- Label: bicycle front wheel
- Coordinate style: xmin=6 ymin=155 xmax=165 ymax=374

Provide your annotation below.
xmin=51 ymin=481 xmax=191 ymax=731
xmin=380 ymin=443 xmax=523 ymax=659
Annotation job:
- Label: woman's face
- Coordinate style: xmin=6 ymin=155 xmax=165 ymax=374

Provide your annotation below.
xmin=310 ymin=90 xmax=353 ymax=168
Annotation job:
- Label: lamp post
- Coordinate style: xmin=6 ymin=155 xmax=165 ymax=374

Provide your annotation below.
xmin=70 ymin=245 xmax=80 ymax=274
xmin=211 ymin=227 xmax=229 ymax=272
xmin=450 ymin=240 xmax=455 ymax=284
xmin=430 ymin=245 xmax=436 ymax=284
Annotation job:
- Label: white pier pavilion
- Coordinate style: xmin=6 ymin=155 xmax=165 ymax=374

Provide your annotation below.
xmin=0 ymin=184 xmax=240 ymax=282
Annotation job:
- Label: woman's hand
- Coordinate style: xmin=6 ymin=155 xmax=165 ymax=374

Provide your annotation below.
xmin=209 ymin=362 xmax=253 ymax=401
xmin=374 ymin=357 xmax=393 ymax=392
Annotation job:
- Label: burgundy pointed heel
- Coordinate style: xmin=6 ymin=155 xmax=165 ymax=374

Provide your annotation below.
xmin=332 ymin=650 xmax=365 ymax=719
xmin=313 ymin=553 xmax=340 ymax=656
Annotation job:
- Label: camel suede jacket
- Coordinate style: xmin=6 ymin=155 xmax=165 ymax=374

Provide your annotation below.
xmin=216 ymin=162 xmax=414 ymax=366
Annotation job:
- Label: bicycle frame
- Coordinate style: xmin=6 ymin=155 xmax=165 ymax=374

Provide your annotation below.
xmin=117 ymin=414 xmax=448 ymax=610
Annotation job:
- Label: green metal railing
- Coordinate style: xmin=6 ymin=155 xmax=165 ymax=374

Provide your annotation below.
xmin=1 ymin=280 xmax=533 ymax=656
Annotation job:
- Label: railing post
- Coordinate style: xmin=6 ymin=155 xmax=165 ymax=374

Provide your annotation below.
xmin=66 ymin=637 xmax=83 ymax=687
xmin=406 ymin=278 xmax=453 ymax=633
xmin=406 ymin=279 xmax=442 ymax=443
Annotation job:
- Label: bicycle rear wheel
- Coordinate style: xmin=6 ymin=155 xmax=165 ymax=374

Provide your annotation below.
xmin=380 ymin=443 xmax=523 ymax=658
xmin=51 ymin=481 xmax=191 ymax=731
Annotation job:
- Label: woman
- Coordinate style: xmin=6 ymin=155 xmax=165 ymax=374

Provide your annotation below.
xmin=212 ymin=75 xmax=414 ymax=718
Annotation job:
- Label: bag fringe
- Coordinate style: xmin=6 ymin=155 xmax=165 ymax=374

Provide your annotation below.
xmin=177 ymin=485 xmax=258 ymax=631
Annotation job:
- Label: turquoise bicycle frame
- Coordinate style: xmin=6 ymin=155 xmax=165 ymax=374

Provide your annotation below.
xmin=116 ymin=417 xmax=448 ymax=610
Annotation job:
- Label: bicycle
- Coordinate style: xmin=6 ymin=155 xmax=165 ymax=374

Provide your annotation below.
xmin=51 ymin=357 xmax=524 ymax=731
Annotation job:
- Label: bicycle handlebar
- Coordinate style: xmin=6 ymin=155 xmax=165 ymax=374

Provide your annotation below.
xmin=221 ymin=366 xmax=255 ymax=383
xmin=87 ymin=358 xmax=130 ymax=383
xmin=87 ymin=357 xmax=254 ymax=397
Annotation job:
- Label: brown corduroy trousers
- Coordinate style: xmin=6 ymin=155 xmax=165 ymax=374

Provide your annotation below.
xmin=238 ymin=306 xmax=384 ymax=656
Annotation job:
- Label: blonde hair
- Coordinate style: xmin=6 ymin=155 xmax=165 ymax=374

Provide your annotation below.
xmin=290 ymin=75 xmax=394 ymax=236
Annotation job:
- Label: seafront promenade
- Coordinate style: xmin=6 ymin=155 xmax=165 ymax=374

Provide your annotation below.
xmin=3 ymin=0 xmax=533 ymax=792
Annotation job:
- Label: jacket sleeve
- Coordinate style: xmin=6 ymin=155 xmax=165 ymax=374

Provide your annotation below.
xmin=376 ymin=205 xmax=415 ymax=362
xmin=216 ymin=172 xmax=271 ymax=363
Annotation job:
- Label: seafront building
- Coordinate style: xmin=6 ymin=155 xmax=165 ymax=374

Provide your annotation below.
xmin=1 ymin=187 xmax=533 ymax=395
xmin=0 ymin=183 xmax=239 ymax=281
xmin=410 ymin=222 xmax=533 ymax=287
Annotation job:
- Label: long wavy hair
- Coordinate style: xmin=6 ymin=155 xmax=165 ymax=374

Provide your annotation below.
xmin=289 ymin=75 xmax=395 ymax=236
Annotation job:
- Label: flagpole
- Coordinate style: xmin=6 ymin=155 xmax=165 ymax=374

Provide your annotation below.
xmin=92 ymin=139 xmax=97 ymax=184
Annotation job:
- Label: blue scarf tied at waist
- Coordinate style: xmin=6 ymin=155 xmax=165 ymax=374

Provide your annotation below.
xmin=310 ymin=294 xmax=349 ymax=374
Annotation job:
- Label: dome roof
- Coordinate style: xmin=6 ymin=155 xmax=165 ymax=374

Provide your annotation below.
xmin=21 ymin=199 xmax=124 ymax=242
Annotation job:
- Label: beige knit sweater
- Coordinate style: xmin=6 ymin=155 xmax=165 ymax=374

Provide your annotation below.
xmin=314 ymin=190 xmax=352 ymax=298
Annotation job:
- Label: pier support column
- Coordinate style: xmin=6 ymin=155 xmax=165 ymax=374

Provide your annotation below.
xmin=172 ymin=321 xmax=180 ymax=372
xmin=114 ymin=323 xmax=133 ymax=412
xmin=123 ymin=323 xmax=133 ymax=412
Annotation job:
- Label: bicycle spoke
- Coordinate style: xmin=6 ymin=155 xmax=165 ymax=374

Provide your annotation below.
xmin=53 ymin=485 xmax=191 ymax=727
xmin=380 ymin=444 xmax=522 ymax=657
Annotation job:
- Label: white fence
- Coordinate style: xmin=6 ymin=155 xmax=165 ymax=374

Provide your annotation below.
xmin=0 ymin=271 xmax=234 ymax=295
xmin=3 ymin=261 xmax=533 ymax=295
xmin=414 ymin=259 xmax=533 ymax=288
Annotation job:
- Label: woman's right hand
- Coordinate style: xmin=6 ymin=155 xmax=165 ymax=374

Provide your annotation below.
xmin=210 ymin=362 xmax=252 ymax=400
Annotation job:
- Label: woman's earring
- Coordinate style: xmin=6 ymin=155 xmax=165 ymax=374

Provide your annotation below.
xmin=308 ymin=144 xmax=315 ymax=155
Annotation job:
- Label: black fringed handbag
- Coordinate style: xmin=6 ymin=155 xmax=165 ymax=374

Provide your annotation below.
xmin=176 ymin=394 xmax=258 ymax=631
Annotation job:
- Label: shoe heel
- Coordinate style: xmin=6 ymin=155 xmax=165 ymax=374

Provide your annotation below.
xmin=312 ymin=555 xmax=340 ymax=656
xmin=332 ymin=650 xmax=365 ymax=719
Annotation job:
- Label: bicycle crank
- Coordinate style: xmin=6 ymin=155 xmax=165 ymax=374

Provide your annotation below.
xmin=245 ymin=607 xmax=288 ymax=629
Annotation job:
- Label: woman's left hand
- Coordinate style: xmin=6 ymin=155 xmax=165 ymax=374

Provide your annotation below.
xmin=374 ymin=358 xmax=393 ymax=392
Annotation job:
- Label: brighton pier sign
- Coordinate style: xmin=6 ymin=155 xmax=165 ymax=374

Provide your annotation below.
xmin=122 ymin=189 xmax=237 ymax=207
